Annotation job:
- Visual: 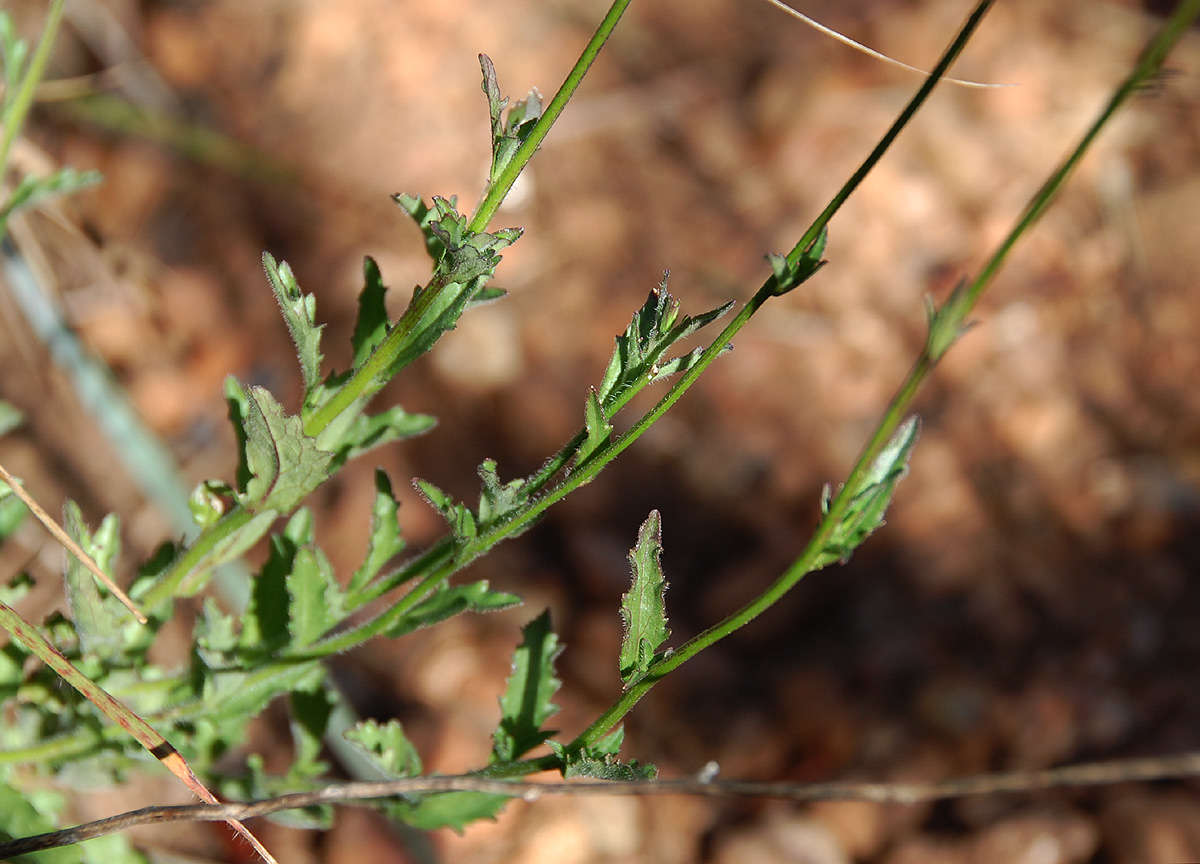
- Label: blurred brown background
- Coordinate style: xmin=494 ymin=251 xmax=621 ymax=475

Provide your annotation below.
xmin=2 ymin=0 xmax=1199 ymax=861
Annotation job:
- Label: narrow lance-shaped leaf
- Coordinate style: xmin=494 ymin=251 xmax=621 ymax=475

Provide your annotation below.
xmin=348 ymin=469 xmax=406 ymax=595
xmin=383 ymin=580 xmax=521 ymax=639
xmin=492 ymin=610 xmax=562 ymax=762
xmin=287 ymin=546 xmax=344 ymax=648
xmin=573 ymin=388 xmax=611 ymax=469
xmin=351 ymin=256 xmax=391 ymax=367
xmin=814 ymin=415 xmax=920 ymax=568
xmin=62 ymin=502 xmax=123 ymax=658
xmin=263 ymin=252 xmax=325 ymax=393
xmin=618 ymin=510 xmax=671 ymax=687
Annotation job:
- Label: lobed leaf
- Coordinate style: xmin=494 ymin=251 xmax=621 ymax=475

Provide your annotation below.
xmin=597 ymin=277 xmax=735 ymax=411
xmin=479 ymin=54 xmax=543 ymax=186
xmin=492 ymin=610 xmax=562 ymax=763
xmin=476 ymin=458 xmax=531 ymax=528
xmin=344 ymin=718 xmax=422 ymax=778
xmin=414 ymin=478 xmax=476 ymax=541
xmin=236 ymin=384 xmax=333 ymax=514
xmin=618 ymin=510 xmax=671 ymax=687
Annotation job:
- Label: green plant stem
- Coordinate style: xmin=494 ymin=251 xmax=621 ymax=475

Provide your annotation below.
xmin=469 ymin=0 xmax=634 ymax=233
xmin=0 ymin=0 xmax=64 ymax=182
xmin=549 ymin=0 xmax=1200 ymax=759
xmin=137 ymin=505 xmax=257 ymax=611
xmin=787 ymin=0 xmax=993 ymax=263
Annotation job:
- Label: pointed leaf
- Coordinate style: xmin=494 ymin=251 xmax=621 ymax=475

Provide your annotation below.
xmin=239 ymin=531 xmax=296 ymax=655
xmin=349 ymin=470 xmax=406 ymax=594
xmin=264 ymin=252 xmax=325 ymax=392
xmin=288 ymin=546 xmax=344 ymax=647
xmin=330 ymin=405 xmax=437 ymax=466
xmin=62 ymin=502 xmax=123 ymax=658
xmin=618 ymin=510 xmax=671 ymax=686
xmin=352 ymin=256 xmax=391 ymax=367
xmin=384 ymin=580 xmax=521 ymax=639
xmin=492 ymin=610 xmax=562 ymax=762
xmin=597 ymin=279 xmax=734 ymax=411
xmin=574 ymin=388 xmax=611 ymax=468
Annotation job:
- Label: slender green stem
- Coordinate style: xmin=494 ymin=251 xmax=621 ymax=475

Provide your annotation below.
xmin=469 ymin=0 xmax=634 ymax=233
xmin=137 ymin=505 xmax=257 ymax=611
xmin=301 ymin=0 xmax=634 ymax=440
xmin=552 ymin=0 xmax=1200 ymax=757
xmin=0 ymin=0 xmax=64 ymax=181
xmin=788 ymin=0 xmax=993 ymax=263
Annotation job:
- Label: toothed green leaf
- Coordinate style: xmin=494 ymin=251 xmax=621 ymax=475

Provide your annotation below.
xmin=414 ymin=478 xmax=476 ymax=541
xmin=816 ymin=416 xmax=919 ymax=567
xmin=476 ymin=458 xmax=530 ymax=528
xmin=264 ymin=253 xmax=325 ymax=393
xmin=492 ymin=610 xmax=562 ymax=763
xmin=349 ymin=470 xmax=406 ymax=594
xmin=344 ymin=718 xmax=422 ymax=778
xmin=480 ymin=54 xmax=543 ymax=185
xmin=547 ymin=738 xmax=656 ymax=781
xmin=618 ymin=510 xmax=671 ymax=687
xmin=238 ymin=385 xmax=333 ymax=513
xmin=597 ymin=278 xmax=734 ymax=411
xmin=61 ymin=502 xmax=124 ymax=658
xmin=329 ymin=405 xmax=437 ymax=467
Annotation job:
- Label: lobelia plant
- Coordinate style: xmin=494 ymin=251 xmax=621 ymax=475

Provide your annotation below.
xmin=1 ymin=0 xmax=1198 ymax=860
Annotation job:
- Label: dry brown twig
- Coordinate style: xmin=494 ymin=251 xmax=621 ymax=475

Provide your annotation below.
xmin=3 ymin=751 xmax=1199 ymax=856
